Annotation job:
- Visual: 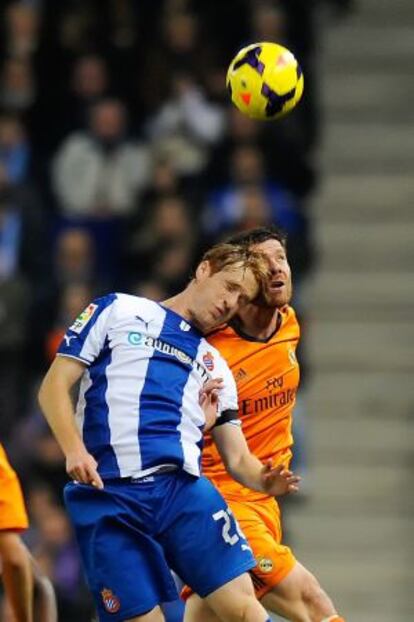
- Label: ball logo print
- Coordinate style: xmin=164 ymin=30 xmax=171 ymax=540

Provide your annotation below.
xmin=233 ymin=45 xmax=265 ymax=76
xmin=226 ymin=41 xmax=304 ymax=120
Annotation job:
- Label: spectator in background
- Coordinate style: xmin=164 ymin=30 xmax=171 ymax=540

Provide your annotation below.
xmin=124 ymin=194 xmax=197 ymax=290
xmin=147 ymin=73 xmax=225 ymax=179
xmin=0 ymin=57 xmax=36 ymax=114
xmin=0 ymin=160 xmax=49 ymax=437
xmin=52 ymin=98 xmax=151 ymax=217
xmin=203 ymin=143 xmax=300 ymax=240
xmin=2 ymin=2 xmax=40 ymax=61
xmin=0 ymin=271 xmax=28 ymax=440
xmin=139 ymin=9 xmax=216 ymax=115
xmin=0 ymin=113 xmax=30 ymax=183
xmin=53 ymin=228 xmax=97 ymax=287
xmin=152 ymin=240 xmax=196 ymax=295
xmin=56 ymin=53 xmax=111 ymax=141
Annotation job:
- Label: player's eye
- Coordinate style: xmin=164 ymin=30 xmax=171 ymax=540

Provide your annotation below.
xmin=226 ymin=282 xmax=239 ymax=293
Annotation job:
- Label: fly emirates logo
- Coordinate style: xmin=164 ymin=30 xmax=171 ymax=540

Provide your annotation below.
xmin=239 ymin=375 xmax=296 ymax=416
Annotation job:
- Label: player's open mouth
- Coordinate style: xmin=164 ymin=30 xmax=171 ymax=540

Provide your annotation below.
xmin=270 ymin=281 xmax=285 ymax=289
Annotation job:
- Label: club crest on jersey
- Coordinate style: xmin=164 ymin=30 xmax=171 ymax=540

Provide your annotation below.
xmin=101 ymin=588 xmax=120 ymax=613
xmin=257 ymin=557 xmax=274 ymax=573
xmin=203 ymin=352 xmax=214 ymax=371
xmin=69 ymin=303 xmax=98 ymax=334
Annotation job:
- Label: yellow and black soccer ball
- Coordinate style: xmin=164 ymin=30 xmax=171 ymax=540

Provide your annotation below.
xmin=226 ymin=42 xmax=304 ymax=120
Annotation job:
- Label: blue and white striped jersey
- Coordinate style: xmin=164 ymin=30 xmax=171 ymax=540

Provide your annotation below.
xmin=57 ymin=293 xmax=238 ymax=480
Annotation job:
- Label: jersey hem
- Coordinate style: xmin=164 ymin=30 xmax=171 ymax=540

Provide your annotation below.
xmin=99 ymin=464 xmax=200 ymax=481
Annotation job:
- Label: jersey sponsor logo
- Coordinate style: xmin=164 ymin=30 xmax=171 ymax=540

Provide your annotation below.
xmin=128 ymin=331 xmax=143 ymax=345
xmin=101 ymin=588 xmax=121 ymax=613
xmin=240 ymin=388 xmax=296 ymax=416
xmin=124 ymin=332 xmax=212 ymax=382
xmin=69 ymin=303 xmax=98 ymax=334
xmin=257 ymin=557 xmax=274 ymax=573
xmin=265 ymin=375 xmax=284 ymax=391
xmin=202 ymin=352 xmax=215 ymax=371
xmin=146 ymin=336 xmax=193 ymax=365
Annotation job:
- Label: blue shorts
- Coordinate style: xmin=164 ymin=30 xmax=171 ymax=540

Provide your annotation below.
xmin=64 ymin=472 xmax=255 ymax=622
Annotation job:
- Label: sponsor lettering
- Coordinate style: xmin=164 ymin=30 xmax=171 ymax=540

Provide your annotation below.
xmin=240 ymin=388 xmax=296 ymax=416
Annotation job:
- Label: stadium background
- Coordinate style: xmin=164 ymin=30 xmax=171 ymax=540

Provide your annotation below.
xmin=0 ymin=1 xmax=413 ymax=621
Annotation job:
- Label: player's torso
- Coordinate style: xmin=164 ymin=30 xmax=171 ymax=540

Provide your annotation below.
xmin=79 ymin=298 xmax=209 ymax=429
xmin=63 ymin=295 xmax=232 ymax=479
xmin=203 ymin=306 xmax=300 ymax=499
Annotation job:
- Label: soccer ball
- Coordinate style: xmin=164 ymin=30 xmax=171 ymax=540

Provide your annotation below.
xmin=226 ymin=42 xmax=304 ymax=121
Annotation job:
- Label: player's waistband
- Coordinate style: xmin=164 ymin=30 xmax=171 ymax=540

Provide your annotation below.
xmin=105 ymin=464 xmax=180 ymax=485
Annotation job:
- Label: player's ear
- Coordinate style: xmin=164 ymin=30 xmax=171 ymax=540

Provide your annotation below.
xmin=195 ymin=260 xmax=212 ymax=281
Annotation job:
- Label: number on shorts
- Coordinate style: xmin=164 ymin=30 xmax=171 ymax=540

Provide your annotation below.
xmin=212 ymin=507 xmax=245 ymax=546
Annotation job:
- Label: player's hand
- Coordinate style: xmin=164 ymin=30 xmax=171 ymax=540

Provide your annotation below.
xmin=261 ymin=461 xmax=300 ymax=496
xmin=199 ymin=377 xmax=224 ymax=431
xmin=66 ymin=449 xmax=104 ymax=489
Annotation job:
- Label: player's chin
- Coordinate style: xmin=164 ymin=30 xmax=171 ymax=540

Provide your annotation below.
xmin=265 ymin=291 xmax=289 ymax=308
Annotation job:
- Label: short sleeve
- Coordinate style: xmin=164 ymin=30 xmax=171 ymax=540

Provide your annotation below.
xmin=215 ymin=353 xmax=238 ymax=415
xmin=56 ymin=293 xmax=117 ymax=365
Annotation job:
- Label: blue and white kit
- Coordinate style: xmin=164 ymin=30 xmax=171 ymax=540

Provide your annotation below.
xmin=59 ymin=293 xmax=256 ymax=621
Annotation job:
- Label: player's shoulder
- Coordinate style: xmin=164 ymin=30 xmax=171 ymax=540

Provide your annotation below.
xmin=207 ymin=325 xmax=239 ymax=349
xmin=106 ymin=293 xmax=161 ymax=320
xmin=197 ymin=335 xmax=232 ymax=375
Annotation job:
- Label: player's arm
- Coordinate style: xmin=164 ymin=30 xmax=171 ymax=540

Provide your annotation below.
xmin=211 ymin=422 xmax=299 ymax=496
xmin=38 ymin=356 xmax=103 ymax=489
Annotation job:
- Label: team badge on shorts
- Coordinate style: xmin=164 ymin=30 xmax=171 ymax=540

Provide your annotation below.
xmin=101 ymin=588 xmax=121 ymax=613
xmin=203 ymin=352 xmax=215 ymax=371
xmin=257 ymin=557 xmax=274 ymax=573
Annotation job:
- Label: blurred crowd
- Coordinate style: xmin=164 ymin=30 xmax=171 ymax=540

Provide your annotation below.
xmin=0 ymin=0 xmax=353 ymax=619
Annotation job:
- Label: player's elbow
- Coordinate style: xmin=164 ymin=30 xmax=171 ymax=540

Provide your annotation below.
xmin=37 ymin=374 xmax=50 ymax=412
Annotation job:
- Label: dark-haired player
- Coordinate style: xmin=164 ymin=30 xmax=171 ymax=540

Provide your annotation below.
xmin=183 ymin=227 xmax=346 ymax=622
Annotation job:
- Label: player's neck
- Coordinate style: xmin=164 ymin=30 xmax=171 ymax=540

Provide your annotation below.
xmin=162 ymin=293 xmax=191 ymax=320
xmin=235 ymin=305 xmax=281 ymax=340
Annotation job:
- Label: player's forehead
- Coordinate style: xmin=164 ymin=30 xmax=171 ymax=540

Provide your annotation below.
xmin=218 ymin=263 xmax=258 ymax=296
xmin=251 ymin=238 xmax=286 ymax=258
